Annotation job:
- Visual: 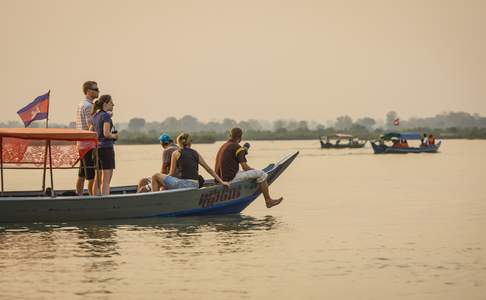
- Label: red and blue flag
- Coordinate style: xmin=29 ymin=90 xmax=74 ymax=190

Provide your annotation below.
xmin=17 ymin=91 xmax=50 ymax=127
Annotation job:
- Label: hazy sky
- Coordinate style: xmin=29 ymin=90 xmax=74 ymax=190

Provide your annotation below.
xmin=1 ymin=0 xmax=485 ymax=124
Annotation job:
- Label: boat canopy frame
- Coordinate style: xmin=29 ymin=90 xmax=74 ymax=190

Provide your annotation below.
xmin=0 ymin=128 xmax=98 ymax=195
xmin=380 ymin=132 xmax=422 ymax=140
xmin=320 ymin=133 xmax=356 ymax=140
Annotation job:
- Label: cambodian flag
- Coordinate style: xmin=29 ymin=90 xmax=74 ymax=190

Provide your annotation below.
xmin=17 ymin=91 xmax=50 ymax=127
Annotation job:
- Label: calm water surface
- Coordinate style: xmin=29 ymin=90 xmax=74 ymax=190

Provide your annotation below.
xmin=1 ymin=140 xmax=485 ymax=299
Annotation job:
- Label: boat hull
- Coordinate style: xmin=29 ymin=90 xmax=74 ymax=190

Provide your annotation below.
xmin=370 ymin=141 xmax=441 ymax=154
xmin=0 ymin=152 xmax=298 ymax=223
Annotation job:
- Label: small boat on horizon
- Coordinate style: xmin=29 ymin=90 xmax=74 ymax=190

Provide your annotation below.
xmin=370 ymin=132 xmax=441 ymax=154
xmin=319 ymin=134 xmax=367 ymax=149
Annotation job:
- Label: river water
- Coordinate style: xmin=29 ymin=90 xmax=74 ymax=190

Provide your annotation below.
xmin=0 ymin=140 xmax=485 ymax=299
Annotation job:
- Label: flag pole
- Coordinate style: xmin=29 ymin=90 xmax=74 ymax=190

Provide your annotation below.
xmin=48 ymin=140 xmax=54 ymax=197
xmin=41 ymin=90 xmax=50 ymax=192
xmin=46 ymin=90 xmax=50 ymax=128
xmin=47 ymin=91 xmax=54 ymax=196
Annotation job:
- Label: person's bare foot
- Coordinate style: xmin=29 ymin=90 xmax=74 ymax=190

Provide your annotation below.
xmin=265 ymin=197 xmax=283 ymax=208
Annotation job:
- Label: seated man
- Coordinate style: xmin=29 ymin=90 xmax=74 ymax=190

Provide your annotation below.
xmin=215 ymin=127 xmax=283 ymax=208
xmin=137 ymin=134 xmax=182 ymax=194
xmin=159 ymin=133 xmax=180 ymax=175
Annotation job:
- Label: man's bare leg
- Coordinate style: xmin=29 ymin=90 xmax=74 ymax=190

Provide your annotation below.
xmin=93 ymin=170 xmax=102 ymax=196
xmin=259 ymin=180 xmax=283 ymax=208
xmin=87 ymin=180 xmax=95 ymax=196
xmin=76 ymin=177 xmax=85 ymax=196
xmin=101 ymin=169 xmax=113 ymax=195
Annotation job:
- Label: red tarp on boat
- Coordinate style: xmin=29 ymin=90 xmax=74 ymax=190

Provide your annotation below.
xmin=0 ymin=128 xmax=98 ymax=168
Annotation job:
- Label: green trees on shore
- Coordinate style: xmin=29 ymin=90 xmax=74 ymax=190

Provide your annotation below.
xmin=115 ymin=126 xmax=486 ymax=144
xmin=2 ymin=111 xmax=486 ymax=144
xmin=112 ymin=111 xmax=486 ymax=144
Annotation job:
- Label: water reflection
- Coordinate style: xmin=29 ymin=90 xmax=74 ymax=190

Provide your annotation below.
xmin=0 ymin=214 xmax=278 ymax=232
xmin=0 ymin=215 xmax=280 ymax=256
xmin=104 ymin=214 xmax=279 ymax=232
xmin=0 ymin=215 xmax=281 ymax=298
xmin=0 ymin=224 xmax=64 ymax=261
xmin=142 ymin=215 xmax=280 ymax=256
xmin=76 ymin=226 xmax=120 ymax=258
xmin=73 ymin=225 xmax=121 ymax=296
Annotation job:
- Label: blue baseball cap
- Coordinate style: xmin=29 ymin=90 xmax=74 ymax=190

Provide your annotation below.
xmin=159 ymin=134 xmax=171 ymax=144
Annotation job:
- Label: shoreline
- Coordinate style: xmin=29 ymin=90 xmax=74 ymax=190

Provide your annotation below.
xmin=115 ymin=136 xmax=486 ymax=145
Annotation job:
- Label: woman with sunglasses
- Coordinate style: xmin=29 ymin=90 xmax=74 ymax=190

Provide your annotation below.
xmin=91 ymin=95 xmax=118 ymax=195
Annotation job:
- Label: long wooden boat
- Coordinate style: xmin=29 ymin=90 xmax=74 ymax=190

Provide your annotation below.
xmin=319 ymin=134 xmax=366 ymax=149
xmin=370 ymin=141 xmax=441 ymax=154
xmin=370 ymin=132 xmax=441 ymax=154
xmin=0 ymin=127 xmax=298 ymax=223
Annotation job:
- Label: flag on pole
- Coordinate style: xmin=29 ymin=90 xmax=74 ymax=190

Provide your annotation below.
xmin=17 ymin=91 xmax=50 ymax=127
xmin=393 ymin=118 xmax=400 ymax=126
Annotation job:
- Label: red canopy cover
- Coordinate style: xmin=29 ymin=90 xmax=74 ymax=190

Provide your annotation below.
xmin=0 ymin=128 xmax=98 ymax=168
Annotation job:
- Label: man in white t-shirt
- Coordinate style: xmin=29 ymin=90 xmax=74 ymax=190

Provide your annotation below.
xmin=421 ymin=133 xmax=428 ymax=147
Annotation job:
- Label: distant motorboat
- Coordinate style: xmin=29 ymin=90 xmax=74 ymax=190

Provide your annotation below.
xmin=319 ymin=134 xmax=367 ymax=149
xmin=370 ymin=132 xmax=441 ymax=154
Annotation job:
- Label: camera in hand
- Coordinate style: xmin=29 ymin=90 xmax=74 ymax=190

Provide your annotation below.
xmin=112 ymin=129 xmax=118 ymax=141
xmin=243 ymin=142 xmax=250 ymax=154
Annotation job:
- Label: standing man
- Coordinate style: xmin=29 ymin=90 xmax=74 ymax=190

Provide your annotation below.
xmin=75 ymin=81 xmax=99 ymax=196
xmin=215 ymin=127 xmax=283 ymax=208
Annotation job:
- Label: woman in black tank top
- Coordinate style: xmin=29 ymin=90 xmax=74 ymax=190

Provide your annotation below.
xmin=177 ymin=147 xmax=200 ymax=180
xmin=150 ymin=133 xmax=229 ymax=191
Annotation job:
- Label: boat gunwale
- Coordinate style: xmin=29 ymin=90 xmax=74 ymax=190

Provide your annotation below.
xmin=370 ymin=140 xmax=441 ymax=153
xmin=0 ymin=151 xmax=299 ymax=202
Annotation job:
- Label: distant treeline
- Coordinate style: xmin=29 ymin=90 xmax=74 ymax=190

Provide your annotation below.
xmin=2 ymin=111 xmax=486 ymax=143
xmin=117 ymin=111 xmax=486 ymax=134
xmin=115 ymin=111 xmax=486 ymax=143
xmin=113 ymin=127 xmax=486 ymax=144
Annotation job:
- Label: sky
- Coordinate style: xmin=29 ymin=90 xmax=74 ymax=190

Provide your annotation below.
xmin=1 ymin=0 xmax=485 ymax=124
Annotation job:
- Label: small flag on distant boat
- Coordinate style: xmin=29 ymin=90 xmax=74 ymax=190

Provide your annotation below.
xmin=393 ymin=118 xmax=400 ymax=126
xmin=17 ymin=91 xmax=50 ymax=127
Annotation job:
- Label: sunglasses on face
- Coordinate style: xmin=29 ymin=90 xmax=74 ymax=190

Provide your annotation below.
xmin=90 ymin=88 xmax=99 ymax=92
